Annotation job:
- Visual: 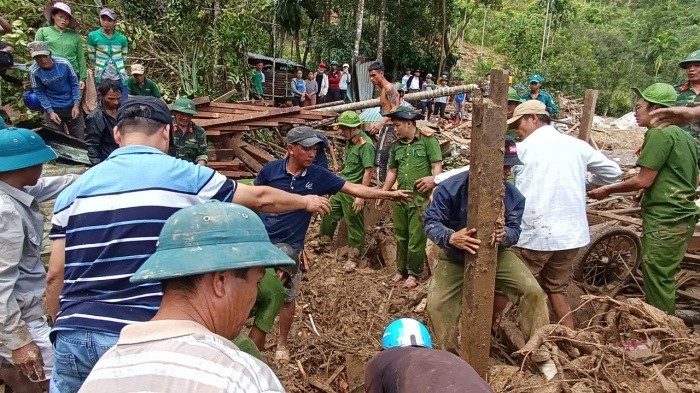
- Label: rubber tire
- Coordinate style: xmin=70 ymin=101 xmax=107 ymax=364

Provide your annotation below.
xmin=573 ymin=225 xmax=642 ymax=288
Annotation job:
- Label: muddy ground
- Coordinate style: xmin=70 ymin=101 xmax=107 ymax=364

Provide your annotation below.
xmin=22 ymin=148 xmax=700 ymax=393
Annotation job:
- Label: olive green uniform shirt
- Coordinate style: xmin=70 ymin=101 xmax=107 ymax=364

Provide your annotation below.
xmin=389 ymin=130 xmax=442 ymax=190
xmin=341 ymin=131 xmax=376 ymax=184
xmin=637 ymin=126 xmax=700 ymax=232
xmin=675 ymin=82 xmax=700 ymax=142
xmin=173 ymin=122 xmax=208 ymax=163
xmin=127 ymin=77 xmax=162 ymax=98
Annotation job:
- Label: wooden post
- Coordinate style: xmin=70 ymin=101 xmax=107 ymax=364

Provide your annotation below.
xmin=578 ymin=89 xmax=599 ymax=147
xmin=459 ymin=69 xmax=508 ymax=378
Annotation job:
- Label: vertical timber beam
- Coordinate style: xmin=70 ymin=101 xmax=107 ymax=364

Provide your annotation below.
xmin=459 ymin=69 xmax=508 ymax=378
xmin=578 ymin=89 xmax=599 ymax=147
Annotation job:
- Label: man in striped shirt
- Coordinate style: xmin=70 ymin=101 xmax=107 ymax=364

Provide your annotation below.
xmin=80 ymin=202 xmax=289 ymax=392
xmin=45 ymin=97 xmax=330 ymax=393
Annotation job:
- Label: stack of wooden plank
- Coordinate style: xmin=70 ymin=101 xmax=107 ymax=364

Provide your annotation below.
xmin=191 ymin=97 xmax=337 ymax=179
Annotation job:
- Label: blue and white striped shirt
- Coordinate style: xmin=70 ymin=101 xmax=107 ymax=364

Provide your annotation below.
xmin=50 ymin=145 xmax=236 ymax=336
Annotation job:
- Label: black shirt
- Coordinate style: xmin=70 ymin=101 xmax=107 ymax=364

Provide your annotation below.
xmin=85 ymin=106 xmax=119 ymax=165
xmin=364 ymin=347 xmax=493 ymax=393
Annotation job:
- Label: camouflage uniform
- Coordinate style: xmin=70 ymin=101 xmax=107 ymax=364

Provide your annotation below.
xmin=173 ymin=122 xmax=208 ymax=163
xmin=675 ymin=82 xmax=700 ymax=143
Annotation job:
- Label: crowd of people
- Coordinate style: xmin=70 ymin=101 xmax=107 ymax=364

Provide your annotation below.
xmin=2 ymin=2 xmax=700 ymax=391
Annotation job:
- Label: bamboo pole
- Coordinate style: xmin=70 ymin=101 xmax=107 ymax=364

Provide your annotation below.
xmin=314 ymin=84 xmax=480 ymax=112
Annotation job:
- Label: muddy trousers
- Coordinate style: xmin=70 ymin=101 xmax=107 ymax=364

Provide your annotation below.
xmin=318 ymin=192 xmax=366 ymax=249
xmin=426 ymin=250 xmax=549 ymax=353
xmin=641 ymin=219 xmax=696 ymax=315
xmin=393 ymin=201 xmax=427 ymax=277
xmin=376 ymin=125 xmax=397 ymax=183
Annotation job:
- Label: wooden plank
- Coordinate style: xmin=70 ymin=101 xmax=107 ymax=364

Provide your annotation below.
xmin=241 ymin=143 xmax=276 ymax=163
xmin=225 ymin=133 xmax=263 ymax=172
xmin=195 ymin=106 xmax=302 ymax=127
xmin=459 ymin=69 xmax=508 ymax=378
xmin=687 ymin=231 xmax=700 ymax=251
xmin=213 ymin=89 xmax=237 ymax=103
xmin=192 ymin=96 xmax=211 ymax=106
xmin=578 ymin=89 xmax=599 ymax=149
xmin=219 ymin=170 xmax=255 ymax=178
xmin=587 ymin=210 xmax=643 ymax=226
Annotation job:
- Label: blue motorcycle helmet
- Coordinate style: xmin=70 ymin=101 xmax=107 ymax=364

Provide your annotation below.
xmin=381 ymin=318 xmax=433 ymax=349
xmin=23 ymin=90 xmax=43 ymax=111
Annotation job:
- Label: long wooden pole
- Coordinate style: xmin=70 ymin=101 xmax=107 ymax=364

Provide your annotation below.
xmin=314 ymin=84 xmax=480 ymax=112
xmin=459 ymin=69 xmax=508 ymax=378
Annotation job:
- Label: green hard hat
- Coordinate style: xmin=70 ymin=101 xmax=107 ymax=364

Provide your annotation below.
xmin=0 ymin=127 xmax=57 ymax=172
xmin=394 ymin=82 xmax=405 ymax=92
xmin=631 ymin=83 xmax=678 ymax=108
xmin=131 ymin=201 xmax=295 ymax=284
xmin=508 ymin=87 xmax=525 ymax=103
xmin=333 ymin=111 xmax=362 ymax=128
xmin=170 ymin=98 xmax=198 ymax=115
xmin=678 ymin=49 xmax=700 ymax=69
xmin=383 ymin=106 xmax=424 ymax=121
xmin=275 ymin=243 xmax=300 ymax=277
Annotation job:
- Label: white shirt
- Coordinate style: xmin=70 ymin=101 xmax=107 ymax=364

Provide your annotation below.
xmin=512 ymin=125 xmax=621 ymax=251
xmin=410 ymin=77 xmax=420 ymax=90
xmin=339 ymin=73 xmax=351 ymax=90
xmin=402 ymin=74 xmax=410 ymax=89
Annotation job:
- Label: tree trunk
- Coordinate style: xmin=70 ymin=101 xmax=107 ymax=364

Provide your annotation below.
xmin=438 ymin=0 xmax=447 ymax=75
xmin=302 ymin=19 xmax=315 ymax=66
xmin=294 ymin=29 xmax=302 ymax=64
xmin=211 ymin=0 xmax=221 ymax=91
xmin=376 ymin=0 xmax=386 ymax=62
xmin=353 ymin=0 xmax=365 ymax=60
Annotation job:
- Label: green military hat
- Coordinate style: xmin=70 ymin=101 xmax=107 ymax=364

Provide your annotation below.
xmin=678 ymin=49 xmax=700 ymax=69
xmin=508 ymin=87 xmax=525 ymax=104
xmin=0 ymin=127 xmax=57 ymax=172
xmin=631 ymin=83 xmax=678 ymax=108
xmin=131 ymin=201 xmax=295 ymax=284
xmin=333 ymin=111 xmax=362 ymax=128
xmin=394 ymin=82 xmax=405 ymax=92
xmin=383 ymin=106 xmax=424 ymax=121
xmin=170 ymin=98 xmax=198 ymax=115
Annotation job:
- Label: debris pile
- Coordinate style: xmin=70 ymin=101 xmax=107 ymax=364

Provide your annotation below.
xmin=191 ymin=97 xmax=337 ymax=178
xmin=490 ymin=296 xmax=700 ymax=393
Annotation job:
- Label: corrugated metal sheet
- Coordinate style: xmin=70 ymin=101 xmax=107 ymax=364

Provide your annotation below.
xmin=247 ymin=52 xmax=303 ymax=69
xmin=355 ymin=61 xmax=374 ymax=102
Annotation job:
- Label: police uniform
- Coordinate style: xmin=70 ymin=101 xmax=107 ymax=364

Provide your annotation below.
xmin=388 ymin=125 xmax=442 ymax=277
xmin=319 ymin=130 xmax=376 ymax=251
xmin=676 ymin=50 xmax=700 ymax=144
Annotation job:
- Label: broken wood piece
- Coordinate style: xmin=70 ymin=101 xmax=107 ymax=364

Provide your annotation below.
xmin=325 ymin=365 xmax=345 ymax=386
xmin=307 ymin=377 xmax=335 ymax=393
xmin=224 ymin=134 xmax=263 ymax=172
xmin=296 ymin=359 xmax=307 ymax=379
xmin=587 ymin=210 xmax=642 ymax=226
xmin=213 ymin=88 xmax=237 ymax=103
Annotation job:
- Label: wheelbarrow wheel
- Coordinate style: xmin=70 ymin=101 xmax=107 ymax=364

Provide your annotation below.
xmin=573 ymin=225 xmax=642 ymax=290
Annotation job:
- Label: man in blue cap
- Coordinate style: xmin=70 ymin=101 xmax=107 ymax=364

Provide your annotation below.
xmin=521 ymin=74 xmax=559 ymax=115
xmin=80 ymin=202 xmax=287 ymax=392
xmin=0 ymin=127 xmax=77 ymax=392
xmin=423 ymin=136 xmax=549 ymax=352
xmin=45 ymin=96 xmax=332 ymax=392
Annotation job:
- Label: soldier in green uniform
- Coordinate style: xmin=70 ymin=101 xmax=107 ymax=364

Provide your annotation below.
xmin=170 ymin=98 xmax=208 ymax=165
xmin=675 ymin=49 xmax=700 ymax=143
xmin=379 ymin=107 xmax=443 ymax=289
xmin=588 ymin=83 xmax=700 ymax=315
xmin=319 ymin=111 xmax=376 ymax=271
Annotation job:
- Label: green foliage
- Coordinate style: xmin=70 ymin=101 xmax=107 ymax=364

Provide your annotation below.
xmin=462 ymin=0 xmax=700 ymax=116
